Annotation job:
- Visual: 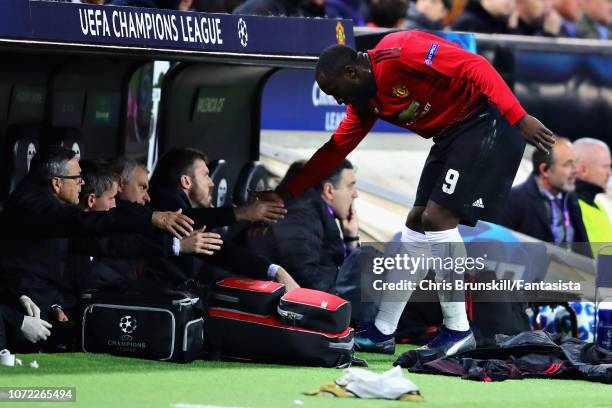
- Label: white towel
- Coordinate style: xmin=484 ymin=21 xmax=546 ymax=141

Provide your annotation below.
xmin=337 ymin=366 xmax=420 ymax=400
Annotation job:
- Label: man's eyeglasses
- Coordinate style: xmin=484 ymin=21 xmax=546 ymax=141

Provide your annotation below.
xmin=54 ymin=174 xmax=83 ymax=182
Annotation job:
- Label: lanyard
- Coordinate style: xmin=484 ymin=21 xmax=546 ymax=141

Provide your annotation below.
xmin=550 ymin=196 xmax=570 ymax=243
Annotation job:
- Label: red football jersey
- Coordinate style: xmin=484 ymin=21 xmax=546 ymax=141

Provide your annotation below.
xmin=287 ymin=30 xmax=526 ymax=198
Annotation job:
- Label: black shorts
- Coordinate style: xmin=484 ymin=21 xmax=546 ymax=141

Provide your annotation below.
xmin=413 ymin=104 xmax=526 ymax=227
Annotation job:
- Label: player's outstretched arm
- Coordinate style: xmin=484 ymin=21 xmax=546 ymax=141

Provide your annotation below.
xmin=516 ymin=114 xmax=556 ymax=154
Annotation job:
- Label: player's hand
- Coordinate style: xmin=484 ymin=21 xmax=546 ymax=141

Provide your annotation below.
xmin=152 ymin=209 xmax=194 ymax=239
xmin=51 ymin=307 xmax=69 ymax=322
xmin=234 ymin=200 xmax=287 ymax=223
xmin=517 ymin=115 xmax=556 ymax=154
xmin=180 ymin=227 xmax=223 ymax=256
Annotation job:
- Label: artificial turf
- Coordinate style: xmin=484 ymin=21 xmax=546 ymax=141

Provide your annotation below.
xmin=1 ymin=345 xmax=610 ymax=408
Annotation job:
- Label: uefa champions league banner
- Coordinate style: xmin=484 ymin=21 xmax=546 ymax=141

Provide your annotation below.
xmin=0 ymin=0 xmax=354 ymax=55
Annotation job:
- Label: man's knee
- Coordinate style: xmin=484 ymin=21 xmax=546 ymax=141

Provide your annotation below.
xmin=405 ymin=207 xmax=425 ymax=232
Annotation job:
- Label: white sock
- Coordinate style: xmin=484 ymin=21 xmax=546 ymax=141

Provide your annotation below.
xmin=374 ymin=226 xmax=432 ymax=335
xmin=425 ymin=228 xmax=470 ymax=332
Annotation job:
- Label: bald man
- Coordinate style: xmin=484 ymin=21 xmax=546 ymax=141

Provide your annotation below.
xmin=573 ymin=138 xmax=612 ymax=246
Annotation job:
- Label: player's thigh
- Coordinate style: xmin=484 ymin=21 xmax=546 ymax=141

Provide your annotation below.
xmin=428 ymin=107 xmax=525 ymax=226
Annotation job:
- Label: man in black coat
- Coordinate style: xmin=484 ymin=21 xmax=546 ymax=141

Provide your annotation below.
xmin=247 ymin=159 xmax=359 ymax=293
xmin=145 ymin=148 xmax=300 ymax=291
xmin=501 ymin=138 xmax=590 ymax=254
xmin=0 ymin=146 xmax=195 ymax=323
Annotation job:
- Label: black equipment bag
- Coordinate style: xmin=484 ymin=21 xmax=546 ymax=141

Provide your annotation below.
xmin=277 ymin=288 xmax=351 ymax=334
xmin=81 ymin=290 xmax=203 ymax=363
xmin=212 ymin=277 xmax=285 ymax=316
xmin=205 ymin=308 xmax=354 ymax=367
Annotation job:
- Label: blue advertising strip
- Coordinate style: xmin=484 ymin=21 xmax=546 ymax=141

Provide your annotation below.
xmin=1 ymin=0 xmax=354 ymax=55
xmin=262 ymin=69 xmax=399 ymax=133
xmin=262 ymin=32 xmax=476 ymax=133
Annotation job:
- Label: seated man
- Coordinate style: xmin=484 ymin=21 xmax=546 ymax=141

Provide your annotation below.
xmin=0 ymin=146 xmax=194 ymax=323
xmin=247 ymin=159 xmax=359 ymax=293
xmin=573 ymin=138 xmax=612 ymax=250
xmin=501 ymin=137 xmax=590 ymax=253
xmin=146 ymin=148 xmax=299 ymax=291
xmin=66 ymin=159 xmax=221 ymax=299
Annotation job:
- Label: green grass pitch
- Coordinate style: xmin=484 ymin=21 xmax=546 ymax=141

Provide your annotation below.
xmin=1 ymin=345 xmax=610 ymax=408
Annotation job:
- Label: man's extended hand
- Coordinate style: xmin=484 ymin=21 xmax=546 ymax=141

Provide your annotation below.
xmin=274 ymin=266 xmax=300 ymax=292
xmin=517 ymin=114 xmax=556 ymax=154
xmin=250 ymin=189 xmax=288 ymax=205
xmin=180 ymin=227 xmax=223 ymax=256
xmin=51 ymin=307 xmax=69 ymax=322
xmin=234 ymin=200 xmax=287 ymax=223
xmin=152 ymin=209 xmax=194 ymax=239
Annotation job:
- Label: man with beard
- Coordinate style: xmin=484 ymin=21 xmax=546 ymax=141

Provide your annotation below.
xmin=146 ymin=148 xmax=299 ymax=292
xmin=501 ymin=138 xmax=589 ymax=251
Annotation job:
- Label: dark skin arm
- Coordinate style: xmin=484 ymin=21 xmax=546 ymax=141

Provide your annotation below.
xmin=516 ymin=114 xmax=556 ymax=154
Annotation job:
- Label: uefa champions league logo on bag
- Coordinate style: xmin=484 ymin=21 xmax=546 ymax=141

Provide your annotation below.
xmin=119 ymin=315 xmax=137 ymax=334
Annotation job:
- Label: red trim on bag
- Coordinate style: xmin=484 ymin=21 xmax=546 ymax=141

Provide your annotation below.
xmin=216 ymin=277 xmax=284 ymax=294
xmin=280 ymin=288 xmax=348 ymax=310
xmin=543 ymin=362 xmax=562 ymax=374
xmin=208 ymin=308 xmax=353 ymax=338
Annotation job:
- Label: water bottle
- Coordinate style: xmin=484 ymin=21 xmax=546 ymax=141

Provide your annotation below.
xmin=596 ymin=301 xmax=612 ymax=351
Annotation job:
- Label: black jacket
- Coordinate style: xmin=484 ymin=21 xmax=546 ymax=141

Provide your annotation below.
xmin=500 ymin=174 xmax=590 ymax=254
xmin=452 ymin=1 xmax=512 ymax=34
xmin=0 ymin=179 xmax=154 ymax=316
xmin=145 ymin=189 xmax=271 ymax=288
xmin=247 ymin=190 xmax=345 ymax=293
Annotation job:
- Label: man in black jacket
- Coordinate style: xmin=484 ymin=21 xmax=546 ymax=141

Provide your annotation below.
xmin=501 ymin=138 xmax=590 ymax=253
xmin=146 ymin=148 xmax=300 ymax=291
xmin=0 ymin=146 xmax=195 ymax=323
xmin=247 ymin=159 xmax=359 ymax=293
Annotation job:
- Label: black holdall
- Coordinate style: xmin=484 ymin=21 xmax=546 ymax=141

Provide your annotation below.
xmin=80 ymin=290 xmax=203 ymax=363
xmin=277 ymin=288 xmax=351 ymax=334
xmin=205 ymin=307 xmax=355 ymax=368
xmin=212 ymin=277 xmax=285 ymax=315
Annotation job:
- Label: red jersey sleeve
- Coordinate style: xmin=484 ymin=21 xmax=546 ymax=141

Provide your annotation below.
xmin=286 ymin=105 xmax=377 ymax=198
xmin=404 ymin=32 xmax=526 ymax=125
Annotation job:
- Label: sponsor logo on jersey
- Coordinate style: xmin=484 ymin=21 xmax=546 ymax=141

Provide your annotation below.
xmin=398 ymin=101 xmax=420 ymax=121
xmin=335 ymin=22 xmax=346 ymax=45
xmin=424 ymin=43 xmax=439 ymax=66
xmin=392 ymin=84 xmax=409 ymax=98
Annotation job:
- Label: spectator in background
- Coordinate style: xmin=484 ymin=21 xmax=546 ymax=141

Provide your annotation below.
xmin=406 ymin=0 xmax=452 ymax=30
xmin=452 ymin=0 xmax=517 ymax=33
xmin=367 ymin=0 xmax=409 ymax=28
xmin=573 ymin=138 xmax=612 ymax=246
xmin=576 ymin=0 xmax=611 ymax=38
xmin=247 ymin=160 xmax=359 ymax=293
xmin=554 ymin=0 xmax=584 ymax=36
xmin=327 ymin=0 xmax=366 ymax=26
xmin=515 ymin=0 xmax=562 ymax=35
xmin=233 ymin=0 xmax=326 ymax=17
xmin=501 ymin=139 xmax=590 ymax=254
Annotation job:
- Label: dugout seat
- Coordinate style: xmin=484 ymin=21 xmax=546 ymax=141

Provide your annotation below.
xmin=9 ymin=127 xmax=40 ymax=192
xmin=233 ymin=161 xmax=268 ymax=206
xmin=208 ymin=159 xmax=230 ymax=208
